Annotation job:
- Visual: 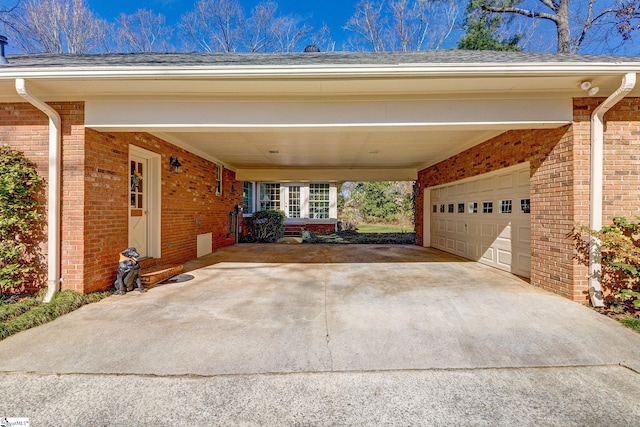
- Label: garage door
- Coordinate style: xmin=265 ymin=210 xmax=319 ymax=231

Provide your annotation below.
xmin=429 ymin=164 xmax=531 ymax=278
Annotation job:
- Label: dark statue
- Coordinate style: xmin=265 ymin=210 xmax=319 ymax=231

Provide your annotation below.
xmin=113 ymin=247 xmax=146 ymax=295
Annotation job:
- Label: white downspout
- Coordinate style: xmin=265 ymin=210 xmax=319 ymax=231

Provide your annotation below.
xmin=589 ymin=73 xmax=636 ymax=307
xmin=15 ymin=78 xmax=62 ymax=303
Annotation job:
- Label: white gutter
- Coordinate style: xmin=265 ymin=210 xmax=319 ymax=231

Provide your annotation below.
xmin=588 ymin=72 xmax=636 ymax=307
xmin=15 ymin=78 xmax=61 ymax=303
xmin=1 ymin=63 xmax=640 ymax=81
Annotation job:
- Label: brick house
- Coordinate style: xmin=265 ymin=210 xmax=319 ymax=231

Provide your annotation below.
xmin=0 ymin=48 xmax=638 ymax=305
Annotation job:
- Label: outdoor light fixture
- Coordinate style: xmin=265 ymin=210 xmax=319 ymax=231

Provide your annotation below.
xmin=169 ymin=156 xmax=182 ymax=174
xmin=231 ymin=184 xmax=236 ymax=194
xmin=580 ymin=80 xmax=600 ymax=96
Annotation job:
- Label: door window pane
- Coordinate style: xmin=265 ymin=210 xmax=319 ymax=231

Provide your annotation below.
xmin=288 ymin=186 xmax=301 ymax=218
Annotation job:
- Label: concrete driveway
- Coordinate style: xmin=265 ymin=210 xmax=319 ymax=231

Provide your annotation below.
xmin=1 ymin=244 xmax=639 ymax=426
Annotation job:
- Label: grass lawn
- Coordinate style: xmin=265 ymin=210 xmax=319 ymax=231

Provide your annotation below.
xmin=0 ymin=290 xmax=111 ymax=341
xmin=356 ymin=224 xmax=413 ymax=233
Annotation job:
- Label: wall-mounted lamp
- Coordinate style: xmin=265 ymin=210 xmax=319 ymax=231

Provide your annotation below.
xmin=230 ymin=184 xmax=236 ymax=194
xmin=580 ymin=80 xmax=600 ymax=96
xmin=169 ymin=156 xmax=182 ymax=174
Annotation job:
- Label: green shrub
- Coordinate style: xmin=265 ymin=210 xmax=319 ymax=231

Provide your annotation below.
xmin=242 ymin=210 xmax=285 ymax=243
xmin=0 ymin=145 xmax=46 ymax=291
xmin=573 ymin=217 xmax=640 ymax=306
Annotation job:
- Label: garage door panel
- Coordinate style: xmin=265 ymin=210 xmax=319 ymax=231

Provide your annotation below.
xmin=481 ymin=223 xmax=494 ymax=237
xmin=497 ymin=173 xmax=513 ymax=190
xmin=481 ymin=177 xmax=495 ymax=192
xmin=481 ymin=246 xmax=495 ymax=263
xmin=518 ymin=169 xmax=530 ymax=188
xmin=517 ymin=225 xmax=531 ymax=244
xmin=446 ymin=238 xmax=455 ymax=251
xmin=428 ymin=164 xmax=531 ymax=278
xmin=497 ymin=249 xmax=512 ymax=268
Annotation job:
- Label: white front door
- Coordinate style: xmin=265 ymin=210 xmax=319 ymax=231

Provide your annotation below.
xmin=429 ymin=164 xmax=531 ymax=278
xmin=129 ymin=155 xmax=148 ymax=257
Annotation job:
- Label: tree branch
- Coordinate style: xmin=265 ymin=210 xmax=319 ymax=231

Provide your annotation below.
xmin=482 ymin=4 xmax=559 ymax=23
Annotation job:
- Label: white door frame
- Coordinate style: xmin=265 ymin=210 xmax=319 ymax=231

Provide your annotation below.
xmin=129 ymin=145 xmax=161 ymax=259
xmin=422 ymin=188 xmax=431 ymax=247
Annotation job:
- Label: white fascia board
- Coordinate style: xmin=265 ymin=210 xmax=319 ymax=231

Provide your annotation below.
xmin=86 ymin=98 xmax=573 ymax=129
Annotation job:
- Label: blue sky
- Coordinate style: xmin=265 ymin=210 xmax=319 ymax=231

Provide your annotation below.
xmin=90 ymin=0 xmax=358 ymax=46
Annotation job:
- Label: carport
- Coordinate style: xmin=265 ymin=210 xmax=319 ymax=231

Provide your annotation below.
xmin=2 ymin=51 xmax=640 ymax=301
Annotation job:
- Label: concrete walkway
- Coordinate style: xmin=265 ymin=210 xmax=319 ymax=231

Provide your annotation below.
xmin=1 ymin=244 xmax=639 ymax=425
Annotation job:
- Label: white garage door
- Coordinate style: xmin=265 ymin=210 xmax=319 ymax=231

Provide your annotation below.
xmin=429 ymin=164 xmax=531 ymax=278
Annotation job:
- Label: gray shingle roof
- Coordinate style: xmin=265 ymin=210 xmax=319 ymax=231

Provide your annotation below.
xmin=3 ymin=50 xmax=639 ymax=68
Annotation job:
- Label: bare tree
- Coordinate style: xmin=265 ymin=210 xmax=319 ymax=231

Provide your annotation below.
xmin=116 ymin=9 xmax=173 ymax=53
xmin=0 ymin=1 xmax=20 ymax=32
xmin=474 ymin=0 xmax=640 ymax=53
xmin=308 ymin=23 xmax=336 ymax=52
xmin=344 ymin=0 xmax=388 ymax=51
xmin=243 ymin=1 xmax=279 ymax=52
xmin=344 ymin=0 xmax=459 ymax=52
xmin=9 ymin=0 xmax=109 ymax=53
xmin=178 ymin=0 xmax=316 ymax=53
xmin=271 ymin=15 xmax=313 ymax=53
xmin=178 ymin=0 xmax=243 ymax=52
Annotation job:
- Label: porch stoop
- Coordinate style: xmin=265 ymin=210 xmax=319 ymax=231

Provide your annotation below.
xmin=284 ymin=225 xmax=304 ymax=237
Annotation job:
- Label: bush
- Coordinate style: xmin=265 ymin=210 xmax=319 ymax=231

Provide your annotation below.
xmin=0 ymin=145 xmax=46 ymax=292
xmin=241 ymin=210 xmax=285 ymax=243
xmin=572 ymin=217 xmax=640 ymax=308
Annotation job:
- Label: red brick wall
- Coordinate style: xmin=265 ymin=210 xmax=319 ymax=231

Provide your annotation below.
xmin=416 ymin=98 xmax=640 ymax=302
xmin=305 ymin=223 xmax=336 ymax=234
xmin=1 ymin=102 xmax=86 ymax=292
xmin=1 ymin=102 xmax=242 ymax=294
xmin=83 ymin=131 xmax=242 ymax=292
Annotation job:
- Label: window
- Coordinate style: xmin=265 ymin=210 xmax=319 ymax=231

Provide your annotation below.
xmin=500 ymin=200 xmax=513 ymax=214
xmin=482 ymin=201 xmax=493 ymax=213
xmin=242 ymin=182 xmax=254 ymax=214
xmin=433 ymin=205 xmax=437 ymax=213
xmin=440 ymin=204 xmax=445 ymax=213
xmin=448 ymin=203 xmax=454 ymax=213
xmin=520 ymin=199 xmax=531 ymax=214
xmin=468 ymin=202 xmax=478 ymax=214
xmin=259 ymin=183 xmax=280 ymax=211
xmin=458 ymin=203 xmax=465 ymax=213
xmin=215 ymin=164 xmax=222 ymax=196
xmin=309 ymin=183 xmax=330 ymax=219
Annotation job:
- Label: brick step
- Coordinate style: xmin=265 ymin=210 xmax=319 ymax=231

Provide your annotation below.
xmin=140 ymin=264 xmax=184 ymax=288
xmin=284 ymin=225 xmax=304 ymax=237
